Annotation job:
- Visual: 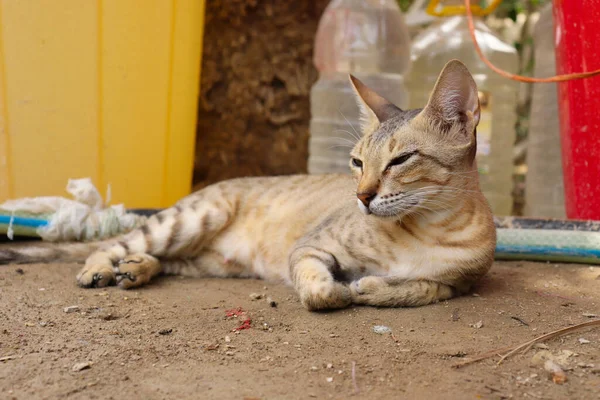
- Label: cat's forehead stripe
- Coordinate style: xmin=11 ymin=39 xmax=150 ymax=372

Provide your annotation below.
xmin=371 ymin=108 xmax=422 ymax=143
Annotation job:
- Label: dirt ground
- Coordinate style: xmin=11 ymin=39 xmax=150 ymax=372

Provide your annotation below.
xmin=1 ymin=261 xmax=599 ymax=400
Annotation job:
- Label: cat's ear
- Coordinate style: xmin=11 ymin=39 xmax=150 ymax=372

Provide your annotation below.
xmin=349 ymin=75 xmax=402 ymax=133
xmin=421 ymin=59 xmax=480 ymax=140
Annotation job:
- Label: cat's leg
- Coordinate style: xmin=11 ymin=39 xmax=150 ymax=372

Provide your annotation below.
xmin=111 ymin=251 xmax=248 ymax=289
xmin=77 ymin=195 xmax=234 ymax=289
xmin=161 ymin=251 xmax=252 ymax=279
xmin=289 ymin=247 xmax=352 ymax=311
xmin=350 ymin=276 xmax=455 ymax=307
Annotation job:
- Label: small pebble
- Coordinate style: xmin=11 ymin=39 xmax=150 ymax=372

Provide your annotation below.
xmin=158 ymin=328 xmax=173 ymax=335
xmin=470 ymin=321 xmax=484 ymax=329
xmin=64 ymin=306 xmax=80 ymax=313
xmin=451 ymin=308 xmax=460 ymax=322
xmin=544 ymin=359 xmax=567 ymax=384
xmin=225 ymin=351 xmax=234 ymax=356
xmin=249 ymin=293 xmax=263 ymax=300
xmin=72 ymin=362 xmax=91 ymax=372
xmin=310 ymin=366 xmax=318 ymax=371
xmin=225 ymin=335 xmax=231 ymax=343
xmin=326 ymin=377 xmax=333 ymax=383
xmin=578 ymin=338 xmax=591 ymax=344
xmin=582 ymin=313 xmax=597 ymax=318
xmin=372 ymin=325 xmax=392 ymax=334
xmin=15 ymin=268 xmax=24 ymax=275
xmin=102 ymin=313 xmax=119 ymax=321
xmin=266 ymin=296 xmax=277 ymax=307
xmin=326 ymin=363 xmax=333 ymax=369
xmin=577 ymin=362 xmax=595 ymax=368
xmin=531 ymin=350 xmax=554 ymax=367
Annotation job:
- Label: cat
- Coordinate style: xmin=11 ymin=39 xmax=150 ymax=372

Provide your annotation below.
xmin=0 ymin=60 xmax=496 ymax=311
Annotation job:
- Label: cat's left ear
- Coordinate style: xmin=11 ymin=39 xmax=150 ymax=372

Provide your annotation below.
xmin=421 ymin=59 xmax=480 ymax=141
xmin=349 ymin=75 xmax=402 ymax=134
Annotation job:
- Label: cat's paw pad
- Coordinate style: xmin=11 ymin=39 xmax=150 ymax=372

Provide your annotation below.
xmin=114 ymin=254 xmax=160 ymax=289
xmin=350 ymin=276 xmax=385 ymax=296
xmin=76 ymin=265 xmax=115 ymax=288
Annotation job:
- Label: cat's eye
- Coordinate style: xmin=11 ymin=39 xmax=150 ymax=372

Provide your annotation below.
xmin=351 ymin=158 xmax=363 ymax=168
xmin=386 ymin=152 xmax=416 ymax=170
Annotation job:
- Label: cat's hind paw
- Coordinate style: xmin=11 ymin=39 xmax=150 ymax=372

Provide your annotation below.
xmin=114 ymin=254 xmax=161 ymax=289
xmin=76 ymin=264 xmax=115 ymax=288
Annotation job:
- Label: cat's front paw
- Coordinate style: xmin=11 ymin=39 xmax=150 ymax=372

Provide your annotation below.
xmin=299 ymin=281 xmax=352 ymax=311
xmin=350 ymin=276 xmax=388 ymax=305
xmin=350 ymin=276 xmax=385 ymax=296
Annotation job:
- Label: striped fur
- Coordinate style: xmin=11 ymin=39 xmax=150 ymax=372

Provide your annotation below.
xmin=0 ymin=60 xmax=496 ymax=311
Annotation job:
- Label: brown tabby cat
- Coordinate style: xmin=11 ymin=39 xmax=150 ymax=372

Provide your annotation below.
xmin=0 ymin=60 xmax=495 ymax=311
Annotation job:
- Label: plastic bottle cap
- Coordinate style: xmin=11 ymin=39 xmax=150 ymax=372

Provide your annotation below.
xmin=426 ymin=0 xmax=501 ymax=17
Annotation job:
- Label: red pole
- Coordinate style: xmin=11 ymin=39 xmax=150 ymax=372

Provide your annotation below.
xmin=553 ymin=0 xmax=600 ymax=220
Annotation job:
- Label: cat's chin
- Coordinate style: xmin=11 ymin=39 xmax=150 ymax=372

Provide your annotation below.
xmin=370 ymin=210 xmax=406 ymax=219
xmin=357 ymin=198 xmax=422 ymax=219
xmin=364 ymin=198 xmax=421 ymax=219
xmin=358 ymin=206 xmax=406 ymax=219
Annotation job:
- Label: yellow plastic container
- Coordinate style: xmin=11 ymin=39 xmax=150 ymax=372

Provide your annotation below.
xmin=0 ymin=0 xmax=205 ymax=208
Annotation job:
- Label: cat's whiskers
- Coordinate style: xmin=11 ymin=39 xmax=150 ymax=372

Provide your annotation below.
xmin=404 ymin=205 xmax=437 ymax=221
xmin=411 ymin=185 xmax=481 ymax=194
xmin=327 ymin=145 xmax=354 ymax=151
xmin=408 ymin=190 xmax=486 ymax=211
xmin=330 ymin=135 xmax=359 ymax=146
xmin=417 ymin=198 xmax=455 ymax=213
xmin=338 ymin=109 xmax=361 ymax=142
xmin=412 ymin=198 xmax=459 ymax=218
xmin=444 ymin=169 xmax=480 ymax=177
xmin=408 ymin=186 xmax=490 ymax=206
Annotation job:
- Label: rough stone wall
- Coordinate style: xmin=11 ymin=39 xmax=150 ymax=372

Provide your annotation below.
xmin=193 ymin=0 xmax=330 ymax=189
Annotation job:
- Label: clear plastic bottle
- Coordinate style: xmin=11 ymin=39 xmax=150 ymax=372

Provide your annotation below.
xmin=524 ymin=3 xmax=565 ymax=218
xmin=407 ymin=6 xmax=519 ymax=216
xmin=308 ymin=0 xmax=411 ymax=174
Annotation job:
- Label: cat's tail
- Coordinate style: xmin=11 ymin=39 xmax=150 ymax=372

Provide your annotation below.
xmin=0 ymin=240 xmax=116 ymax=265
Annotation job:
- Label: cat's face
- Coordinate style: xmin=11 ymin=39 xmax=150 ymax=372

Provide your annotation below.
xmin=349 ymin=60 xmax=481 ymax=218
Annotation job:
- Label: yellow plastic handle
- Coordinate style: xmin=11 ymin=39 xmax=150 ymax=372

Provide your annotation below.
xmin=426 ymin=0 xmax=502 ymax=17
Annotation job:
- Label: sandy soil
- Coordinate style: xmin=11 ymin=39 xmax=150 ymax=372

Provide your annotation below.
xmin=1 ymin=261 xmax=599 ymax=400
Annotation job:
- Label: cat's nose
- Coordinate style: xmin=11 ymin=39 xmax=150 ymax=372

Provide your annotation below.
xmin=357 ymin=192 xmax=377 ymax=207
